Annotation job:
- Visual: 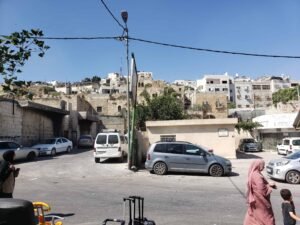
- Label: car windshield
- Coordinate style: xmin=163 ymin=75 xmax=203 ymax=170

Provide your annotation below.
xmin=243 ymin=139 xmax=255 ymax=143
xmin=285 ymin=151 xmax=300 ymax=160
xmin=96 ymin=135 xmax=106 ymax=144
xmin=43 ymin=139 xmax=56 ymax=144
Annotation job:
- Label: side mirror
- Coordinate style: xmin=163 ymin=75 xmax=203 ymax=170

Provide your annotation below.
xmin=200 ymin=152 xmax=207 ymax=157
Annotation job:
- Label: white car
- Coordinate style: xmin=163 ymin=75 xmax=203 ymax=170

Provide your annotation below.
xmin=277 ymin=137 xmax=300 ymax=155
xmin=32 ymin=137 xmax=73 ymax=156
xmin=0 ymin=141 xmax=39 ymax=161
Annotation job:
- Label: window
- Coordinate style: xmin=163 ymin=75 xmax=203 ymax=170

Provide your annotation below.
xmin=0 ymin=142 xmax=9 ymax=149
xmin=222 ymin=80 xmax=228 ymax=84
xmin=223 ymin=88 xmax=228 ymax=91
xmin=179 ymin=88 xmax=181 ymax=91
xmin=153 ymin=144 xmax=166 ymax=153
xmin=108 ymin=135 xmax=118 ymax=144
xmin=7 ymin=142 xmax=20 ymax=149
xmin=62 ymin=138 xmax=68 ymax=143
xmin=96 ymin=135 xmax=107 ymax=144
xmin=292 ymin=140 xmax=300 ymax=146
xmin=97 ymin=107 xmax=102 ymax=112
xmin=166 ymin=144 xmax=183 ymax=154
xmin=184 ymin=144 xmax=202 ymax=155
xmin=118 ymin=106 xmax=121 ymax=112
xmin=160 ymin=135 xmax=176 ymax=142
xmin=283 ymin=140 xmax=290 ymax=145
xmin=246 ymin=105 xmax=250 ymax=108
xmin=56 ymin=139 xmax=62 ymax=144
xmin=237 ymin=105 xmax=242 ymax=108
xmin=262 ymin=85 xmax=270 ymax=90
xmin=215 ymin=88 xmax=220 ymax=92
xmin=253 ymin=85 xmax=261 ymax=90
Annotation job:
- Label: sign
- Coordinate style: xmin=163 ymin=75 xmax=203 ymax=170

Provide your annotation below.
xmin=218 ymin=128 xmax=229 ymax=137
xmin=130 ymin=53 xmax=138 ymax=106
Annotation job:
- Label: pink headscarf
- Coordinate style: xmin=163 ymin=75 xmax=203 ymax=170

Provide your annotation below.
xmin=246 ymin=159 xmax=266 ymax=205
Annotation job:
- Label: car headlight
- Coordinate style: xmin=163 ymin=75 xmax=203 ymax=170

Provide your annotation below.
xmin=276 ymin=160 xmax=290 ymax=166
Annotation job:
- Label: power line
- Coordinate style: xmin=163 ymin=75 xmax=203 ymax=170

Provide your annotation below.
xmin=2 ymin=34 xmax=300 ymax=59
xmin=128 ymin=37 xmax=300 ymax=59
xmin=35 ymin=36 xmax=119 ymax=40
xmin=100 ymin=0 xmax=125 ymax=30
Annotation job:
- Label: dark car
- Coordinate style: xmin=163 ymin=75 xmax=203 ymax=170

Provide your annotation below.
xmin=78 ymin=135 xmax=94 ymax=148
xmin=238 ymin=138 xmax=261 ymax=152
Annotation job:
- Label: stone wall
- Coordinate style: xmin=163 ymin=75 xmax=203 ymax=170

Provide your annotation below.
xmin=100 ymin=116 xmax=125 ymax=133
xmin=0 ymin=100 xmax=22 ymax=143
xmin=21 ymin=110 xmax=54 ymax=146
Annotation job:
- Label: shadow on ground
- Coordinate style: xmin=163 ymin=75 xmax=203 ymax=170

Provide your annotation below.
xmin=236 ymin=151 xmax=263 ymax=159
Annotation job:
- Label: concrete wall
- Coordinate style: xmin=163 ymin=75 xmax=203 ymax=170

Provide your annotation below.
xmin=146 ymin=118 xmax=238 ymax=159
xmin=100 ymin=116 xmax=125 ymax=133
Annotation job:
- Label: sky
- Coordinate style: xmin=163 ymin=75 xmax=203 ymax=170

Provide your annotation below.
xmin=1 ymin=0 xmax=300 ymax=83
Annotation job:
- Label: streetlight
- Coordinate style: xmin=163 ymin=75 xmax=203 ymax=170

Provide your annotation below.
xmin=121 ymin=10 xmax=132 ymax=169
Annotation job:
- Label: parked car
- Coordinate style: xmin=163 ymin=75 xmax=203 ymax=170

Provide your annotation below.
xmin=32 ymin=137 xmax=73 ymax=156
xmin=0 ymin=141 xmax=39 ymax=161
xmin=238 ymin=138 xmax=261 ymax=152
xmin=276 ymin=137 xmax=300 ymax=155
xmin=266 ymin=151 xmax=300 ymax=184
xmin=78 ymin=135 xmax=94 ymax=148
xmin=94 ymin=132 xmax=128 ymax=163
xmin=145 ymin=141 xmax=232 ymax=177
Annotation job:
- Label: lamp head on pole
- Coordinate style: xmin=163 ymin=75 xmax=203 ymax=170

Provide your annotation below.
xmin=121 ymin=11 xmax=128 ymax=24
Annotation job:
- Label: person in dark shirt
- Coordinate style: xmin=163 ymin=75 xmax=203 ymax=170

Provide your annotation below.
xmin=280 ymin=189 xmax=300 ymax=225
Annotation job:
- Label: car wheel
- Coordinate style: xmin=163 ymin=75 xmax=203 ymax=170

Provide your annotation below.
xmin=51 ymin=148 xmax=56 ymax=156
xmin=286 ymin=171 xmax=300 ymax=184
xmin=209 ymin=164 xmax=224 ymax=177
xmin=153 ymin=162 xmax=167 ymax=175
xmin=27 ymin=152 xmax=36 ymax=161
xmin=67 ymin=146 xmax=72 ymax=153
xmin=95 ymin=158 xmax=100 ymax=163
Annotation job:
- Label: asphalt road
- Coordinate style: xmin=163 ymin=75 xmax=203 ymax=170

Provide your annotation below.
xmin=13 ymin=149 xmax=300 ymax=225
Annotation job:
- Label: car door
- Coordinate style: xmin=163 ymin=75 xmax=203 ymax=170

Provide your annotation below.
xmin=163 ymin=143 xmax=185 ymax=171
xmin=61 ymin=138 xmax=69 ymax=151
xmin=56 ymin=138 xmax=64 ymax=153
xmin=183 ymin=144 xmax=208 ymax=172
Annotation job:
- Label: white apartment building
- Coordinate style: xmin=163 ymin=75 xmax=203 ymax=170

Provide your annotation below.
xmin=234 ymin=76 xmax=253 ymax=108
xmin=196 ymin=73 xmax=235 ymax=102
xmin=173 ymin=80 xmax=197 ymax=89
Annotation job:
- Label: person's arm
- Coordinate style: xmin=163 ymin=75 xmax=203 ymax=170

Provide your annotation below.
xmin=0 ymin=162 xmax=13 ymax=181
xmin=289 ymin=212 xmax=300 ymax=221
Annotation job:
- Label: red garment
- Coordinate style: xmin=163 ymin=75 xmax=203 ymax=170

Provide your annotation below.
xmin=243 ymin=159 xmax=275 ymax=225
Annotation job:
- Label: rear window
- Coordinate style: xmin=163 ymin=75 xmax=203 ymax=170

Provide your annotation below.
xmin=108 ymin=135 xmax=119 ymax=144
xmin=153 ymin=144 xmax=166 ymax=153
xmin=292 ymin=139 xmax=300 ymax=146
xmin=96 ymin=135 xmax=107 ymax=144
xmin=80 ymin=135 xmax=92 ymax=140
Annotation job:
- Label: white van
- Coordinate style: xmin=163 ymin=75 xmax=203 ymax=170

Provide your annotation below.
xmin=93 ymin=132 xmax=128 ymax=163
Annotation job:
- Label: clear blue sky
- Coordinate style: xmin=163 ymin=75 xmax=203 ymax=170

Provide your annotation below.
xmin=1 ymin=0 xmax=300 ymax=83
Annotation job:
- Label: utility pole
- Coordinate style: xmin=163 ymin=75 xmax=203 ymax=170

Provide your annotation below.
xmin=121 ymin=11 xmax=132 ymax=169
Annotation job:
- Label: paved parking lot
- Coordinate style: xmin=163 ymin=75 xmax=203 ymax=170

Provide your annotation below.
xmin=12 ymin=149 xmax=300 ymax=225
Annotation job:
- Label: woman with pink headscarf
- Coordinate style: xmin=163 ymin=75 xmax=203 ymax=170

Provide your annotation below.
xmin=243 ymin=159 xmax=277 ymax=225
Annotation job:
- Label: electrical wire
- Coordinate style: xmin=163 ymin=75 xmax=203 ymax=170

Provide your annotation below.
xmin=34 ymin=36 xmax=119 ymax=40
xmin=128 ymin=37 xmax=300 ymax=59
xmin=100 ymin=0 xmax=125 ymax=30
xmin=2 ymin=34 xmax=300 ymax=59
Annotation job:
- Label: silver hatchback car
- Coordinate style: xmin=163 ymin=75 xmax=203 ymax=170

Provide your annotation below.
xmin=266 ymin=151 xmax=300 ymax=184
xmin=145 ymin=141 xmax=232 ymax=177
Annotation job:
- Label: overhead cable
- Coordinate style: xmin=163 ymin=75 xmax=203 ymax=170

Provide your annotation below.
xmin=128 ymin=37 xmax=300 ymax=59
xmin=2 ymin=34 xmax=300 ymax=59
xmin=100 ymin=0 xmax=125 ymax=30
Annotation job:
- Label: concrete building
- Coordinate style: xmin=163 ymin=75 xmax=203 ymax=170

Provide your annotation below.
xmin=146 ymin=118 xmax=238 ymax=159
xmin=253 ymin=113 xmax=300 ymax=149
xmin=0 ymin=98 xmax=69 ymax=146
xmin=234 ymin=76 xmax=253 ymax=109
xmin=196 ymin=73 xmax=235 ymax=102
